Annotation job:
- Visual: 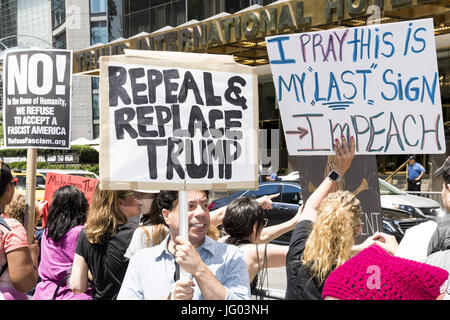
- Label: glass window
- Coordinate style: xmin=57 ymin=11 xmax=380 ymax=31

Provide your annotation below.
xmin=91 ymin=20 xmax=108 ymax=45
xmin=225 ymin=0 xmax=248 ymax=14
xmin=53 ymin=31 xmax=66 ymax=49
xmin=281 ymin=184 xmax=302 ymax=204
xmin=90 ymin=0 xmax=107 ymax=14
xmin=245 ymin=184 xmax=281 ymax=201
xmin=128 ymin=0 xmax=151 ymax=13
xmin=93 ymin=124 xmax=100 ymax=139
xmin=108 ymin=0 xmax=123 ymax=40
xmin=378 ymin=179 xmax=404 ymax=196
xmin=91 ymin=77 xmax=100 ymax=91
xmin=92 ymin=93 xmax=99 ymax=120
xmin=51 ymin=0 xmax=66 ymax=29
xmin=0 ymin=0 xmax=17 ymax=48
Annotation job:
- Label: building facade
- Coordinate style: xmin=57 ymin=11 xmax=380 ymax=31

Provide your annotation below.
xmin=1 ymin=0 xmax=449 ymax=180
xmin=0 ymin=0 xmax=52 ymax=110
xmin=72 ymin=0 xmax=450 ymax=179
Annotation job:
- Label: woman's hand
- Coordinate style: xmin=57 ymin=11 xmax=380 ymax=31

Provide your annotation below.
xmin=334 ymin=136 xmax=356 ymax=176
xmin=256 ymin=193 xmax=280 ymax=211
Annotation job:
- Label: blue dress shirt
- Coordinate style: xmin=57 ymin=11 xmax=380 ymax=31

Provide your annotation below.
xmin=408 ymin=162 xmax=425 ymax=180
xmin=117 ymin=235 xmax=251 ymax=300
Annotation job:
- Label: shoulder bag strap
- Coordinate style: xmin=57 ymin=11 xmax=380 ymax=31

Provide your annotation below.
xmin=52 ymin=274 xmax=71 ymax=300
xmin=0 ymin=216 xmax=11 ymax=277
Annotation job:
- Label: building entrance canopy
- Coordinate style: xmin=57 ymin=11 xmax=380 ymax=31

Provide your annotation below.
xmin=72 ymin=0 xmax=450 ymax=75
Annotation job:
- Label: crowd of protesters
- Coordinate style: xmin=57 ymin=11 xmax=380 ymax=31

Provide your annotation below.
xmin=0 ymin=138 xmax=449 ymax=300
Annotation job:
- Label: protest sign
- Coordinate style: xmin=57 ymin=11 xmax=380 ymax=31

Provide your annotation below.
xmin=44 ymin=172 xmax=98 ymax=206
xmin=266 ymin=18 xmax=445 ymax=155
xmin=3 ymin=49 xmax=72 ymax=149
xmin=41 ymin=172 xmax=98 ymax=227
xmin=296 ymin=155 xmax=383 ymax=244
xmin=99 ymin=50 xmax=258 ymax=191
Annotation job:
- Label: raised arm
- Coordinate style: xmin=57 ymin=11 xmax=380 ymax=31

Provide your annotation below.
xmin=210 ymin=193 xmax=279 ymax=228
xmin=300 ymin=136 xmax=355 ymax=223
xmin=254 ymin=205 xmax=302 ymax=244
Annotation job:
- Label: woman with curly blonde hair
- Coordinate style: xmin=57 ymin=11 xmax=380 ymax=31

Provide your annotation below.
xmin=285 ymin=137 xmax=395 ymax=300
xmin=301 ymin=190 xmax=362 ymax=284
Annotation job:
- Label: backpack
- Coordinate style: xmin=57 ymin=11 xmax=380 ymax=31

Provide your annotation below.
xmin=0 ymin=215 xmax=11 ymax=277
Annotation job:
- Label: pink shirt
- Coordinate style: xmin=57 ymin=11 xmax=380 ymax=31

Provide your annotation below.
xmin=33 ymin=225 xmax=92 ymax=300
xmin=0 ymin=214 xmax=30 ymax=300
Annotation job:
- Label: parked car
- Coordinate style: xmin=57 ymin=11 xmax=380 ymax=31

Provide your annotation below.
xmin=279 ymin=171 xmax=300 ymax=181
xmin=37 ymin=169 xmax=99 ymax=180
xmin=210 ymin=181 xmax=302 ymax=244
xmin=12 ymin=169 xmax=47 ymax=201
xmin=378 ymin=178 xmax=442 ymax=241
xmin=211 ymin=177 xmax=443 ymax=244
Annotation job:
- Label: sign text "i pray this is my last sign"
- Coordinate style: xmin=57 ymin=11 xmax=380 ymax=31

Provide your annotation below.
xmin=266 ymin=18 xmax=446 ymax=155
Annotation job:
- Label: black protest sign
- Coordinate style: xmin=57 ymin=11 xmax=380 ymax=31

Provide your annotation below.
xmin=3 ymin=50 xmax=72 ymax=149
xmin=296 ymin=155 xmax=383 ymax=243
xmin=99 ymin=51 xmax=258 ymax=191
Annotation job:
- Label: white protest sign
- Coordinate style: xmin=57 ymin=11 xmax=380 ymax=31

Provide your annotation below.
xmin=266 ymin=18 xmax=445 ymax=155
xmin=99 ymin=50 xmax=258 ymax=191
xmin=3 ymin=49 xmax=72 ymax=149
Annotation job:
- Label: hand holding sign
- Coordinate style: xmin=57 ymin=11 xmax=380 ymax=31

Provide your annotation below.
xmin=333 ymin=136 xmax=356 ymax=176
xmin=100 ymin=50 xmax=258 ymax=191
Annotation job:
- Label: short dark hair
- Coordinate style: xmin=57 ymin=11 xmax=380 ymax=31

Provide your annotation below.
xmin=443 ymin=172 xmax=450 ymax=187
xmin=157 ymin=190 xmax=209 ymax=212
xmin=222 ymin=196 xmax=265 ymax=245
xmin=0 ymin=161 xmax=13 ymax=198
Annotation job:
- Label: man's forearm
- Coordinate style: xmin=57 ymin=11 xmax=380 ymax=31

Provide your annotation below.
xmin=194 ymin=264 xmax=227 ymax=300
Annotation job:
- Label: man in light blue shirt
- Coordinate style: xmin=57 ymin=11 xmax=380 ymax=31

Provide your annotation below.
xmin=407 ymin=155 xmax=425 ymax=192
xmin=117 ymin=190 xmax=251 ymax=300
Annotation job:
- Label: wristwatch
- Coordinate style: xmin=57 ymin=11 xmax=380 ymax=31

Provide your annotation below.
xmin=328 ymin=170 xmax=341 ymax=182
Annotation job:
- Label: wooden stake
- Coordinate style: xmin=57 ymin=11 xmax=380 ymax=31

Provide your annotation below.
xmin=25 ymin=148 xmax=37 ymax=244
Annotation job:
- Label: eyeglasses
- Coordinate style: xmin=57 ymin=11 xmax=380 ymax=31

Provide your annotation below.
xmin=10 ymin=177 xmax=18 ymax=187
xmin=119 ymin=192 xmax=136 ymax=199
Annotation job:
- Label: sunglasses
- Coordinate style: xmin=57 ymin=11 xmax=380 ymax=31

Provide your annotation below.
xmin=10 ymin=177 xmax=18 ymax=187
xmin=119 ymin=192 xmax=136 ymax=199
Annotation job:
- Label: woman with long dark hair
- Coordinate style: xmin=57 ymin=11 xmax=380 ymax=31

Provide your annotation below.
xmin=33 ymin=185 xmax=91 ymax=300
xmin=221 ymin=196 xmax=301 ymax=294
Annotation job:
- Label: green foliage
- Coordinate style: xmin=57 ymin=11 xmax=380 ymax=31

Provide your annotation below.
xmin=0 ymin=145 xmax=99 ymax=164
xmin=9 ymin=162 xmax=99 ymax=175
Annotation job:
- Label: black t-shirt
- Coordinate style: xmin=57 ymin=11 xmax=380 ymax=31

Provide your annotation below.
xmin=75 ymin=222 xmax=138 ymax=300
xmin=285 ymin=219 xmax=325 ymax=300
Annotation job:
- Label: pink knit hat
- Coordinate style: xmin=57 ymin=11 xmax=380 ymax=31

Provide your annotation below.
xmin=322 ymin=244 xmax=449 ymax=300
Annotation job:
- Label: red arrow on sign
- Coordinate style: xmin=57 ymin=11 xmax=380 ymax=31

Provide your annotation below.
xmin=285 ymin=126 xmax=309 ymax=140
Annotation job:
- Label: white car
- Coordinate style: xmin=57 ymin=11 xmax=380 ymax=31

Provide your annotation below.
xmin=37 ymin=169 xmax=99 ymax=180
xmin=279 ymin=171 xmax=300 ymax=181
xmin=378 ymin=178 xmax=442 ymax=218
xmin=280 ymin=171 xmax=443 ymax=239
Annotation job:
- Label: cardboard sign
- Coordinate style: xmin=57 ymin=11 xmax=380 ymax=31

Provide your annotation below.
xmin=266 ymin=19 xmax=445 ymax=155
xmin=296 ymin=155 xmax=383 ymax=244
xmin=99 ymin=50 xmax=258 ymax=191
xmin=44 ymin=172 xmax=98 ymax=206
xmin=3 ymin=49 xmax=72 ymax=149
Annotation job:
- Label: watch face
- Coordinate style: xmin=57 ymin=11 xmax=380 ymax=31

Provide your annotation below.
xmin=329 ymin=170 xmax=339 ymax=181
